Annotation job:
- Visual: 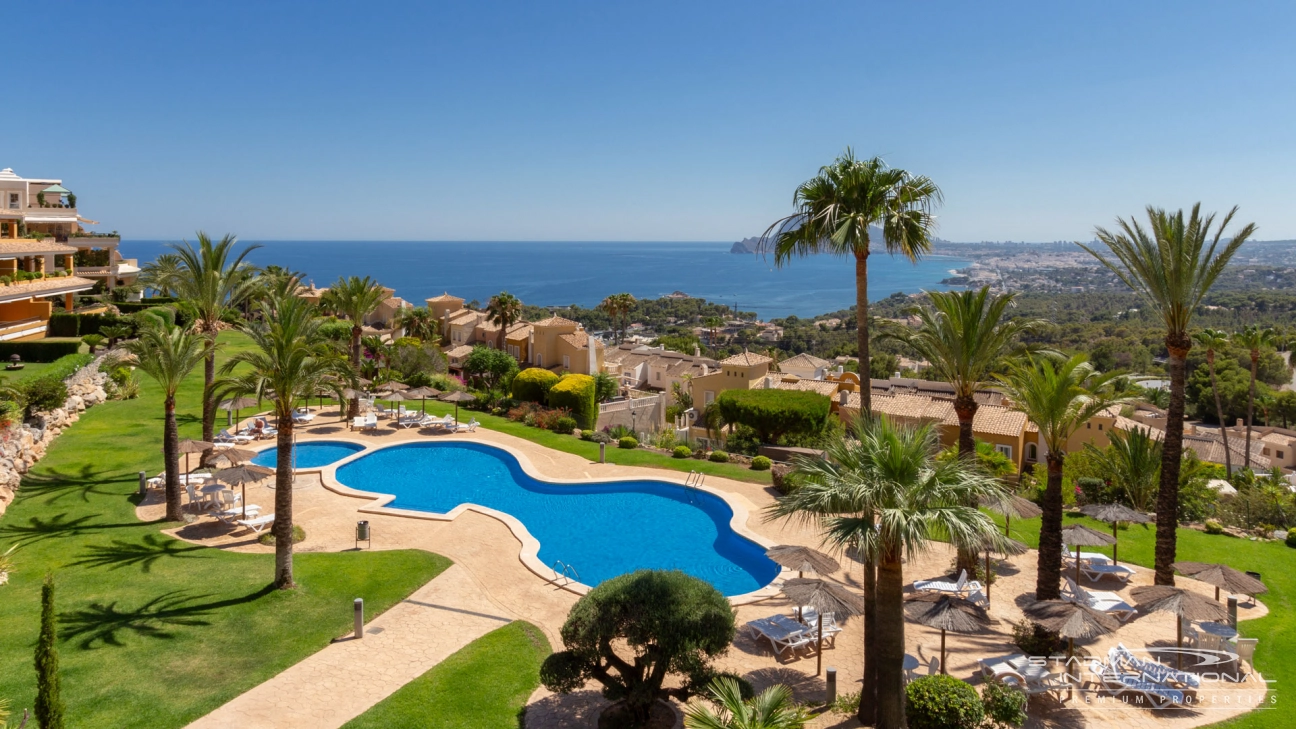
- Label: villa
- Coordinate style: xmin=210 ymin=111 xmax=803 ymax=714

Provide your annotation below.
xmin=426 ymin=292 xmax=606 ymax=376
xmin=298 ymin=282 xmax=413 ymax=332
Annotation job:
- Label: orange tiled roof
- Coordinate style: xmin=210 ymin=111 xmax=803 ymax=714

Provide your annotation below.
xmin=533 ymin=315 xmax=580 ymax=328
xmin=776 ymin=379 xmax=840 ymax=397
xmin=720 ymin=350 xmax=773 ymax=366
xmin=779 ymin=352 xmax=831 ymax=369
xmin=505 ymin=322 xmax=532 ymax=340
xmin=560 ymin=331 xmax=590 ymax=348
xmin=445 ymin=344 xmax=473 ymax=359
xmin=0 ymin=240 xmax=78 ymax=255
xmin=426 ymin=292 xmax=463 ymax=303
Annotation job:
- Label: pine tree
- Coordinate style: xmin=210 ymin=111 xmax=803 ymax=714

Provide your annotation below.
xmin=34 ymin=573 xmax=63 ymax=729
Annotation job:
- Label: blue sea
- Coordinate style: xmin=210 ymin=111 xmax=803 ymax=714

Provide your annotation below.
xmin=123 ymin=240 xmax=968 ymax=319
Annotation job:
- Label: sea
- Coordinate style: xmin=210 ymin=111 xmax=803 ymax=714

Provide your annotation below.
xmin=122 ymin=240 xmax=969 ymax=320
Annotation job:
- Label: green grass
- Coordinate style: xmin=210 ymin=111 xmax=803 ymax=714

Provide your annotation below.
xmin=995 ymin=511 xmax=1291 ymax=727
xmin=0 ymin=331 xmax=451 ymax=727
xmin=342 ymin=621 xmax=551 ymax=729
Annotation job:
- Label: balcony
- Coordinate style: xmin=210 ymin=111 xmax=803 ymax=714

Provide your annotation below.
xmin=67 ymin=236 xmax=120 ymax=247
xmin=0 ymin=317 xmax=48 ymax=342
xmin=19 ymin=206 xmax=79 ymax=223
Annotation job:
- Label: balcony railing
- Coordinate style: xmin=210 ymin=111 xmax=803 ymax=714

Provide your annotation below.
xmin=67 ymin=236 xmax=120 ymax=247
xmin=0 ymin=317 xmax=48 ymax=342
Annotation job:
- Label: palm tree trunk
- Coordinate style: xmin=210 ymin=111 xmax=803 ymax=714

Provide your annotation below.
xmin=1154 ymin=337 xmax=1190 ymax=586
xmin=1208 ymin=354 xmax=1232 ymax=475
xmin=855 ymin=249 xmax=872 ymax=412
xmin=348 ymin=327 xmax=362 ymax=419
xmin=954 ymin=396 xmax=979 ymax=573
xmin=201 ymin=332 xmax=217 ymax=463
xmin=1036 ymin=452 xmax=1065 ymax=600
xmin=273 ymin=418 xmax=296 ymax=589
xmin=875 ymin=552 xmax=906 ymax=729
xmin=857 ymin=552 xmax=878 ymax=726
xmin=163 ymin=395 xmax=183 ymax=522
xmin=1246 ymin=354 xmax=1258 ymax=466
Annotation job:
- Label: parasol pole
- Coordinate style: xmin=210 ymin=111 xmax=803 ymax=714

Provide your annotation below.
xmin=816 ymin=620 xmax=823 ymax=676
xmin=985 ymin=549 xmax=992 ymax=606
xmin=241 ymin=480 xmax=247 ymax=520
xmin=1112 ymin=520 xmax=1120 ymax=565
xmin=940 ymin=629 xmax=947 ymax=674
xmin=1004 ymin=513 xmax=1011 ymax=537
xmin=1075 ymin=544 xmax=1082 ymax=585
xmin=1067 ymin=637 xmax=1075 ymax=699
xmin=1176 ymin=617 xmax=1183 ymax=670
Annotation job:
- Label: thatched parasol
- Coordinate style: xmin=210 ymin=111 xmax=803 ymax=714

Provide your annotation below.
xmin=904 ymin=592 xmax=994 ymax=674
xmin=765 ymin=546 xmax=841 ymax=579
xmin=219 ymin=396 xmax=259 ymax=427
xmin=981 ymin=494 xmax=1042 ymax=536
xmin=1081 ymin=503 xmax=1152 ymax=565
xmin=405 ymin=386 xmax=441 ymax=416
xmin=210 ymin=448 xmax=259 ymax=468
xmin=1061 ymin=524 xmax=1117 ymax=585
xmin=213 ymin=463 xmax=275 ymax=519
xmin=780 ymin=578 xmax=866 ymax=676
xmin=379 ymin=381 xmax=409 ymax=392
xmin=1132 ymin=585 xmax=1230 ymax=669
xmin=439 ymin=390 xmax=476 ymax=423
xmin=1173 ymin=562 xmax=1267 ymax=602
xmin=175 ymin=439 xmax=215 ymax=478
xmin=1023 ymin=600 xmax=1120 ymax=690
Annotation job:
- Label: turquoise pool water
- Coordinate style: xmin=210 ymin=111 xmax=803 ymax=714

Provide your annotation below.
xmin=253 ymin=441 xmax=365 ymax=469
xmin=334 ymin=441 xmax=780 ymax=596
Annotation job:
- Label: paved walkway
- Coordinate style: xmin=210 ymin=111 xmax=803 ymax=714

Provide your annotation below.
xmin=186 ymin=564 xmax=513 ymax=729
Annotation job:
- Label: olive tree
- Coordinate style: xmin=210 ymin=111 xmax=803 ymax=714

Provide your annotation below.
xmin=715 ymin=389 xmax=831 ymax=444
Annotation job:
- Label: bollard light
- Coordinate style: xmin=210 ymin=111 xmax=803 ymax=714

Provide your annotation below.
xmin=138 ymin=470 xmax=147 ymax=497
xmin=354 ymin=598 xmax=364 ymax=639
xmin=599 ymin=442 xmax=606 ymax=464
xmin=825 ymin=667 xmax=837 ymax=704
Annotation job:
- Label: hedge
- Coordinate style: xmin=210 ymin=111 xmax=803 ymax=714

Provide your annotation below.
xmin=715 ymin=389 xmax=831 ymax=444
xmin=547 ymin=373 xmax=597 ymax=430
xmin=49 ymin=312 xmax=135 ymax=338
xmin=512 ymin=367 xmax=561 ymax=403
xmin=0 ymin=340 xmax=82 ymax=362
xmin=48 ymin=312 xmax=80 ymax=337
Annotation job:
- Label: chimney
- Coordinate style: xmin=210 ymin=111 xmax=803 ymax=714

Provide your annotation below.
xmin=839 ymin=390 xmax=849 ymax=407
xmin=764 ymin=376 xmax=773 ymax=389
xmin=701 ymin=364 xmax=709 ymax=376
xmin=694 ymin=343 xmax=701 ymax=357
xmin=837 ymin=365 xmax=844 ymax=376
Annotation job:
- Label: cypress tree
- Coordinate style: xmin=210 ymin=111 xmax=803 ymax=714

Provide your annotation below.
xmin=34 ymin=573 xmax=63 ymax=729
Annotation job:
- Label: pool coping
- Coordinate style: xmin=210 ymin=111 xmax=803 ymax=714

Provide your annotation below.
xmin=251 ymin=433 xmax=791 ymax=606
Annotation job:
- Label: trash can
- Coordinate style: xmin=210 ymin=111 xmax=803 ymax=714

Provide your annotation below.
xmin=356 ymin=520 xmax=371 ymax=549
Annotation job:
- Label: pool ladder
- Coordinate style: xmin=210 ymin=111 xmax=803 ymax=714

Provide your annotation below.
xmin=684 ymin=471 xmax=705 ymax=503
xmin=551 ymin=559 xmax=580 ymax=586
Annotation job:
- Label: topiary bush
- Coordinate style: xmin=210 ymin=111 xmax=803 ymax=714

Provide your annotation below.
xmin=715 ymin=388 xmax=831 ymax=444
xmin=618 ymin=436 xmax=638 ymax=449
xmin=21 ymin=377 xmax=68 ymax=418
xmin=0 ymin=340 xmax=82 ymax=363
xmin=981 ymin=680 xmax=1028 ymax=728
xmin=1285 ymin=531 xmax=1296 ymax=549
xmin=547 ymin=373 xmax=597 ymax=430
xmin=708 ymin=450 xmax=730 ymax=463
xmin=750 ymin=455 xmax=772 ymax=471
xmin=549 ymin=416 xmax=577 ymax=435
xmin=1205 ymin=519 xmax=1224 ymax=535
xmin=512 ymin=367 xmax=561 ymax=403
xmin=673 ymin=445 xmax=692 ymax=459
xmin=905 ymin=675 xmax=984 ymax=729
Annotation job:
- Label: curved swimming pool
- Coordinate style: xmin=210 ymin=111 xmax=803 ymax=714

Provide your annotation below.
xmin=334 ymin=441 xmax=780 ymax=596
xmin=253 ymin=441 xmax=366 ymax=469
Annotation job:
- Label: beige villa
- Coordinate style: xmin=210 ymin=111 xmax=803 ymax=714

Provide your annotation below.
xmin=298 ymin=282 xmax=413 ymax=330
xmin=426 ymin=293 xmax=605 ymax=376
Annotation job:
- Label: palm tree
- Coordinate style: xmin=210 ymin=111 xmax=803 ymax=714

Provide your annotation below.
xmin=123 ymin=320 xmax=206 ymax=521
xmin=683 ymin=677 xmax=809 ymax=729
xmin=320 ymin=276 xmax=388 ymax=417
xmin=1235 ymin=324 xmax=1276 ymax=466
xmin=170 ymin=233 xmax=260 ymax=455
xmin=1257 ymin=391 xmax=1275 ymax=428
xmin=394 ymin=306 xmax=438 ymax=342
xmin=760 ymin=149 xmax=942 ymax=415
xmin=768 ymin=416 xmax=1005 ymax=728
xmin=217 ymin=293 xmax=347 ymax=588
xmin=703 ymin=316 xmax=723 ymax=347
xmin=600 ymin=293 xmax=636 ymax=343
xmin=1192 ymin=328 xmax=1233 ymax=474
xmin=140 ymin=253 xmax=185 ymax=297
xmin=1081 ymin=204 xmax=1255 ymax=585
xmin=1084 ymin=427 xmax=1163 ymax=511
xmin=996 ymin=354 xmax=1125 ymax=599
xmin=486 ymin=291 xmax=523 ymax=352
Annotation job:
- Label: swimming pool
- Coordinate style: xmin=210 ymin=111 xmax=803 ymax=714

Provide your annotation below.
xmin=253 ymin=441 xmax=366 ymax=469
xmin=334 ymin=441 xmax=780 ymax=597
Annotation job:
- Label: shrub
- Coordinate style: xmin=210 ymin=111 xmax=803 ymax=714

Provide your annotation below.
xmin=463 ymin=346 xmax=518 ymax=391
xmin=550 ymin=416 xmax=577 ymax=435
xmin=618 ymin=436 xmax=638 ymax=449
xmin=512 ymin=367 xmax=561 ymax=402
xmin=0 ymin=340 xmax=82 ymax=362
xmin=1205 ymin=519 xmax=1224 ymax=535
xmin=258 ymin=524 xmax=305 ymax=545
xmin=608 ymin=424 xmax=634 ymax=440
xmin=715 ymin=389 xmax=831 ymax=444
xmin=582 ymin=430 xmax=611 ymax=444
xmin=982 ymin=680 xmax=1028 ymax=728
xmin=548 ymin=373 xmax=597 ymax=429
xmin=1285 ymin=531 xmax=1296 ymax=548
xmin=1011 ymin=619 xmax=1064 ymax=656
xmin=905 ymin=675 xmax=984 ymax=729
xmin=673 ymin=445 xmax=693 ymax=459
xmin=81 ymin=334 xmax=105 ymax=354
xmin=771 ymin=463 xmax=801 ymax=494
xmin=750 ymin=455 xmax=772 ymax=471
xmin=48 ymin=312 xmax=79 ymax=337
xmin=709 ymin=450 xmax=730 ymax=463
xmin=317 ymin=319 xmax=353 ymax=342
xmin=21 ymin=377 xmax=68 ymax=418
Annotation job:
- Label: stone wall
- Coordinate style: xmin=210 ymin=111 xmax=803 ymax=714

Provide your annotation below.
xmin=0 ymin=353 xmax=109 ymax=515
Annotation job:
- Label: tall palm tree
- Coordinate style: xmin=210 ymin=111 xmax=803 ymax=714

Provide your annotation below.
xmin=1083 ymin=426 xmax=1163 ymax=511
xmin=394 ymin=306 xmax=438 ymax=342
xmin=600 ymin=292 xmax=636 ymax=343
xmin=683 ymin=677 xmax=809 ymax=729
xmin=1081 ymin=204 xmax=1255 ymax=585
xmin=123 ymin=320 xmax=206 ymax=521
xmin=703 ymin=316 xmax=723 ymax=347
xmin=320 ymin=276 xmax=388 ymax=417
xmin=768 ymin=416 xmax=1005 ymax=729
xmin=1235 ymin=324 xmax=1276 ymax=466
xmin=759 ymin=149 xmax=942 ymax=415
xmin=170 ymin=233 xmax=260 ymax=458
xmin=996 ymin=354 xmax=1125 ymax=599
xmin=140 ymin=253 xmax=185 ymax=297
xmin=1192 ymin=328 xmax=1233 ymax=474
xmin=217 ymin=294 xmax=347 ymax=589
xmin=486 ymin=291 xmax=523 ymax=352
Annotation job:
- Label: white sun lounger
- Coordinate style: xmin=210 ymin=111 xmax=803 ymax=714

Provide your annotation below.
xmin=237 ymin=514 xmax=275 ymax=534
xmin=454 ymin=418 xmax=479 ymax=433
xmin=1111 ymin=645 xmax=1200 ymax=688
xmin=913 ymin=569 xmax=983 ymax=597
xmin=800 ymin=607 xmax=843 ymax=647
xmin=1079 ymin=562 xmax=1136 ymax=583
xmin=216 ymin=429 xmax=254 ymax=445
xmin=745 ymin=616 xmax=813 ymax=659
xmin=215 ymin=504 xmax=261 ymax=525
xmin=1064 ymin=551 xmax=1112 ymax=566
xmin=1091 ymin=659 xmax=1185 ymax=706
xmin=398 ymin=414 xmax=428 ymax=429
xmin=1063 ymin=577 xmax=1137 ymax=621
xmin=291 ymin=409 xmax=316 ymax=424
xmin=979 ymin=654 xmax=1066 ymax=697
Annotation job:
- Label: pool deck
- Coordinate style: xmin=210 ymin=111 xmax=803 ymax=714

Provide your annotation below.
xmin=149 ymin=411 xmax=1273 ymax=729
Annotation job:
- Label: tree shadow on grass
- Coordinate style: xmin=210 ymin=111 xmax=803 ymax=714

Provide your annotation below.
xmin=20 ymin=464 xmax=134 ymax=505
xmin=0 ymin=512 xmax=142 ymax=546
xmin=60 ymin=584 xmax=277 ymax=649
xmin=70 ymin=533 xmax=208 ymax=573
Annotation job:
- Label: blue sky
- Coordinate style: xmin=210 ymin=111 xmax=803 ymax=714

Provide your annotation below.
xmin=8 ymin=1 xmax=1294 ymax=242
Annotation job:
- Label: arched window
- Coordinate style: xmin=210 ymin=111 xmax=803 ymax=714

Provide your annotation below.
xmin=1026 ymin=442 xmax=1038 ymax=461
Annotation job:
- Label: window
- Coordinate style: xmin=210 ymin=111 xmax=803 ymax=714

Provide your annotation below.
xmin=562 ymin=355 xmax=570 ymax=369
xmin=1279 ymin=450 xmax=1286 ymax=459
xmin=536 ymin=354 xmax=543 ymax=367
xmin=1097 ymin=424 xmax=1103 ymax=431
xmin=1086 ymin=422 xmax=1091 ymax=429
xmin=1026 ymin=443 xmax=1038 ymax=461
xmin=994 ymin=444 xmax=1013 ymax=460
xmin=655 ymin=372 xmax=661 ymax=382
xmin=704 ymin=391 xmax=715 ymax=405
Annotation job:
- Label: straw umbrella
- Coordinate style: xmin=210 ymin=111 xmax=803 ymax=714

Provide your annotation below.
xmin=780 ymin=578 xmax=865 ymax=676
xmin=381 ymin=390 xmax=413 ymax=419
xmin=1131 ymin=585 xmax=1229 ymax=669
xmin=1061 ymin=524 xmax=1116 ymax=585
xmin=765 ymin=545 xmax=841 ymax=579
xmin=980 ymin=494 xmax=1042 ymax=537
xmin=1081 ymin=503 xmax=1152 ymax=565
xmin=175 ymin=439 xmax=214 ymax=476
xmin=219 ymin=397 xmax=258 ymax=429
xmin=209 ymin=448 xmax=258 ymax=469
xmin=1023 ymin=600 xmax=1119 ymax=692
xmin=440 ymin=390 xmax=476 ymax=423
xmin=213 ymin=463 xmax=275 ymax=520
xmin=904 ymin=592 xmax=994 ymax=674
xmin=1173 ymin=561 xmax=1267 ymax=602
xmin=405 ymin=386 xmax=441 ymax=416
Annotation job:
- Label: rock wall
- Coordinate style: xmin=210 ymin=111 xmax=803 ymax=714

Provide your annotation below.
xmin=0 ymin=354 xmax=110 ymax=516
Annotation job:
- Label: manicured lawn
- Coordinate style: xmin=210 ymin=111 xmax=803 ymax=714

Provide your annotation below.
xmin=342 ymin=621 xmax=550 ymax=729
xmin=0 ymin=331 xmax=451 ymax=728
xmin=995 ymin=511 xmax=1290 ymax=728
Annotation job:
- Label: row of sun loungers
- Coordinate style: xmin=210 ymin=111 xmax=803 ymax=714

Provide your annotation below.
xmin=354 ymin=413 xmax=480 ymax=433
xmin=744 ymin=608 xmax=843 ymax=659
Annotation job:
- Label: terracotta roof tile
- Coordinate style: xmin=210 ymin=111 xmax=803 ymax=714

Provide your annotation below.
xmin=776 ymin=379 xmax=839 ymax=397
xmin=779 ymin=352 xmax=830 ymax=369
xmin=445 ymin=344 xmax=474 ymax=358
xmin=426 ymin=292 xmax=463 ymax=303
xmin=560 ymin=331 xmax=590 ymax=348
xmin=0 ymin=240 xmax=78 ymax=255
xmin=720 ymin=350 xmax=773 ymax=366
xmin=533 ymin=315 xmax=580 ymax=328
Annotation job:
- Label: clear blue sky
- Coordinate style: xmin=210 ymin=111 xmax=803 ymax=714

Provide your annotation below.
xmin=8 ymin=1 xmax=1294 ymax=242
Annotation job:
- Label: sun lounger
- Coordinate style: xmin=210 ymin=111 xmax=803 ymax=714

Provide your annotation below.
xmin=216 ymin=429 xmax=254 ymax=445
xmin=913 ymin=569 xmax=983 ymax=597
xmin=1079 ymin=562 xmax=1136 ymax=583
xmin=800 ymin=607 xmax=843 ymax=647
xmin=1064 ymin=551 xmax=1112 ymax=566
xmin=454 ymin=418 xmax=479 ymax=433
xmin=1091 ymin=659 xmax=1185 ymax=706
xmin=1111 ymin=645 xmax=1200 ymax=688
xmin=980 ymin=654 xmax=1065 ymax=697
xmin=291 ymin=409 xmax=316 ymax=424
xmin=1062 ymin=578 xmax=1136 ymax=621
xmin=353 ymin=414 xmax=378 ymax=431
xmin=237 ymin=513 xmax=275 ymax=534
xmin=745 ymin=616 xmax=813 ymax=659
xmin=215 ymin=504 xmax=261 ymax=525
xmin=397 ymin=413 xmax=426 ymax=428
